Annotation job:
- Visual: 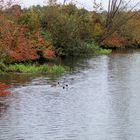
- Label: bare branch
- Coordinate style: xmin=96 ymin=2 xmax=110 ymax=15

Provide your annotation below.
xmin=98 ymin=0 xmax=140 ymax=44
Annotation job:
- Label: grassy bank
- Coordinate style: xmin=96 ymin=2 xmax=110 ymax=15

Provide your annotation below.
xmin=85 ymin=43 xmax=112 ymax=55
xmin=95 ymin=48 xmax=112 ymax=55
xmin=0 ymin=43 xmax=112 ymax=75
xmin=0 ymin=63 xmax=66 ymax=75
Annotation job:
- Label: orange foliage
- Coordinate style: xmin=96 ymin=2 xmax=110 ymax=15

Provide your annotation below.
xmin=43 ymin=49 xmax=55 ymax=59
xmin=0 ymin=13 xmax=55 ymax=62
xmin=34 ymin=31 xmax=56 ymax=59
xmin=103 ymin=33 xmax=124 ymax=48
xmin=0 ymin=21 xmax=39 ymax=62
xmin=0 ymin=82 xmax=11 ymax=97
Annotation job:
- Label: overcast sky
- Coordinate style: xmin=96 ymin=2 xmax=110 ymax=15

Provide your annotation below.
xmin=21 ymin=0 xmax=107 ymax=10
xmin=21 ymin=0 xmax=140 ymax=10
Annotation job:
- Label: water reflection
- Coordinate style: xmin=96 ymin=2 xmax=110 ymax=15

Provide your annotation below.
xmin=0 ymin=50 xmax=140 ymax=140
xmin=106 ymin=55 xmax=131 ymax=140
xmin=0 ymin=102 xmax=9 ymax=118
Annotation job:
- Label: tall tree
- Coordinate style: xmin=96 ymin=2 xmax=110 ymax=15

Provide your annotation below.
xmin=64 ymin=0 xmax=140 ymax=45
xmin=98 ymin=0 xmax=140 ymax=44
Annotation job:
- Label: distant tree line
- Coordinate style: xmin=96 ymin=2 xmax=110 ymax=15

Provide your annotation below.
xmin=0 ymin=0 xmax=140 ymax=64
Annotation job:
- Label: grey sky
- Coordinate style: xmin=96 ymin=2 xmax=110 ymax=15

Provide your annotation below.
xmin=21 ymin=0 xmax=140 ymax=10
xmin=21 ymin=0 xmax=107 ymax=10
xmin=21 ymin=0 xmax=89 ymax=9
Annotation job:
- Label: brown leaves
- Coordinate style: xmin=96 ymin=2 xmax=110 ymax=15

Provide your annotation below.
xmin=0 ymin=82 xmax=11 ymax=97
xmin=0 ymin=14 xmax=55 ymax=62
xmin=43 ymin=49 xmax=55 ymax=59
xmin=103 ymin=33 xmax=124 ymax=48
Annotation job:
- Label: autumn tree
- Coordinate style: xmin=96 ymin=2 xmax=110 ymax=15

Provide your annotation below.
xmin=98 ymin=0 xmax=140 ymax=46
xmin=0 ymin=0 xmax=19 ymax=10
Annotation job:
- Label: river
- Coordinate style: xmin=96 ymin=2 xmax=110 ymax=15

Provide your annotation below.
xmin=0 ymin=50 xmax=140 ymax=140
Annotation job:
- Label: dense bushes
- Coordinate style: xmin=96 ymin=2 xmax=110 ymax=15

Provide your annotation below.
xmin=39 ymin=4 xmax=93 ymax=56
xmin=0 ymin=11 xmax=55 ymax=63
xmin=0 ymin=2 xmax=140 ymax=64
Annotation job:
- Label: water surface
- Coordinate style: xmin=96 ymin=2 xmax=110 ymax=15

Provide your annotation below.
xmin=1 ymin=50 xmax=140 ymax=140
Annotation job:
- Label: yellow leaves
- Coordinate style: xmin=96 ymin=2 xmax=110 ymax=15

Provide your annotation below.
xmin=92 ymin=23 xmax=103 ymax=41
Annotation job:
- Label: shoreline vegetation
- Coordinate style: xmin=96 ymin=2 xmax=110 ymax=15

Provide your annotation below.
xmin=0 ymin=41 xmax=112 ymax=75
xmin=0 ymin=0 xmax=139 ymax=93
xmin=0 ymin=47 xmax=112 ymax=75
xmin=0 ymin=63 xmax=67 ymax=75
xmin=0 ymin=2 xmax=114 ymax=76
xmin=0 ymin=2 xmax=139 ymax=66
xmin=0 ymin=46 xmax=112 ymax=96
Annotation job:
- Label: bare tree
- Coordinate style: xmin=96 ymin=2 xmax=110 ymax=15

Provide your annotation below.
xmin=63 ymin=0 xmax=140 ymax=44
xmin=0 ymin=0 xmax=19 ymax=10
xmin=47 ymin=0 xmax=57 ymax=5
xmin=98 ymin=0 xmax=140 ymax=44
xmin=63 ymin=0 xmax=67 ymax=5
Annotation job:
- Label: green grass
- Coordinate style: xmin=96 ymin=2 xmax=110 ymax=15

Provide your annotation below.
xmin=0 ymin=62 xmax=7 ymax=75
xmin=95 ymin=48 xmax=112 ymax=55
xmin=85 ymin=42 xmax=112 ymax=55
xmin=0 ymin=63 xmax=66 ymax=74
xmin=47 ymin=65 xmax=66 ymax=74
xmin=0 ymin=70 xmax=5 ymax=75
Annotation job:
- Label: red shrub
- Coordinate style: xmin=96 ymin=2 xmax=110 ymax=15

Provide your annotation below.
xmin=0 ymin=14 xmax=55 ymax=62
xmin=43 ymin=49 xmax=56 ymax=59
xmin=0 ymin=82 xmax=11 ymax=97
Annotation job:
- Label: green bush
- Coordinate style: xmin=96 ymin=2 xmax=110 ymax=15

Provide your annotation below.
xmin=39 ymin=4 xmax=93 ymax=56
xmin=95 ymin=49 xmax=112 ymax=55
xmin=84 ymin=42 xmax=112 ymax=55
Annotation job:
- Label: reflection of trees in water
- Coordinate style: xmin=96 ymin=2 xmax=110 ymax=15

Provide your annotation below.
xmin=0 ymin=58 xmax=89 ymax=87
xmin=111 ymin=49 xmax=135 ymax=56
xmin=60 ymin=56 xmax=91 ymax=71
xmin=0 ymin=74 xmax=39 ymax=86
xmin=107 ymin=54 xmax=132 ymax=139
xmin=0 ymin=73 xmax=62 ymax=88
xmin=0 ymin=102 xmax=9 ymax=118
xmin=0 ymin=82 xmax=11 ymax=96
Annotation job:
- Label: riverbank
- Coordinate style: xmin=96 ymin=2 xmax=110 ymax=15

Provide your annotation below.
xmin=94 ymin=48 xmax=112 ymax=55
xmin=0 ymin=63 xmax=66 ymax=75
xmin=1 ymin=50 xmax=140 ymax=139
xmin=0 ymin=47 xmax=112 ymax=75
